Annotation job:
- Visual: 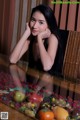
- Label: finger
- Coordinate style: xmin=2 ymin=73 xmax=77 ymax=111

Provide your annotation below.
xmin=47 ymin=29 xmax=51 ymax=35
xmin=45 ymin=29 xmax=50 ymax=35
xmin=25 ymin=23 xmax=27 ymax=29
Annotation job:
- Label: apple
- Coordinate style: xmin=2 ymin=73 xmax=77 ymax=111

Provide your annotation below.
xmin=13 ymin=91 xmax=26 ymax=102
xmin=29 ymin=93 xmax=43 ymax=103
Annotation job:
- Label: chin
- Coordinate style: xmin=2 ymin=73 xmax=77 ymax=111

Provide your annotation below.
xmin=31 ymin=30 xmax=39 ymax=36
xmin=32 ymin=32 xmax=38 ymax=36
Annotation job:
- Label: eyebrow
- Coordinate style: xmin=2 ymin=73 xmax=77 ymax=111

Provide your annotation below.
xmin=31 ymin=17 xmax=46 ymax=23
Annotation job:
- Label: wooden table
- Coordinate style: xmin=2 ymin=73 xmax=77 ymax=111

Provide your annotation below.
xmin=0 ymin=54 xmax=80 ymax=120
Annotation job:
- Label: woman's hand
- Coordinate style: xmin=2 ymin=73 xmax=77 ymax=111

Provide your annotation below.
xmin=37 ymin=28 xmax=51 ymax=40
xmin=25 ymin=22 xmax=31 ymax=37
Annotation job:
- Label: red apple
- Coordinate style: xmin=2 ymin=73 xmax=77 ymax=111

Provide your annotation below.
xmin=29 ymin=93 xmax=43 ymax=103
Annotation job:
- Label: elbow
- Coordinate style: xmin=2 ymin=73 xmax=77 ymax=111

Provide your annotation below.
xmin=43 ymin=66 xmax=52 ymax=71
xmin=9 ymin=56 xmax=17 ymax=64
xmin=43 ymin=61 xmax=54 ymax=71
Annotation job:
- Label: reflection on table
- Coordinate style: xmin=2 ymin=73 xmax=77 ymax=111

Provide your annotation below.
xmin=0 ymin=54 xmax=80 ymax=120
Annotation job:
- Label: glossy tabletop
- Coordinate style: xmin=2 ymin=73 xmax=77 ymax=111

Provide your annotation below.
xmin=0 ymin=54 xmax=80 ymax=120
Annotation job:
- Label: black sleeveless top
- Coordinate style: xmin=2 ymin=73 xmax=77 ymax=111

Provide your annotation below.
xmin=28 ymin=30 xmax=68 ymax=77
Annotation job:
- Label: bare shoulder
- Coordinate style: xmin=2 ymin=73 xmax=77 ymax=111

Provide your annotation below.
xmin=47 ymin=34 xmax=58 ymax=59
xmin=48 ymin=34 xmax=58 ymax=44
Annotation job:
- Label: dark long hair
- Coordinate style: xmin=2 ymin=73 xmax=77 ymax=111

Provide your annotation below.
xmin=30 ymin=4 xmax=59 ymax=40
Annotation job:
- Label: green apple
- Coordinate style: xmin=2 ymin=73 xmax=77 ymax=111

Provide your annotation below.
xmin=14 ymin=91 xmax=26 ymax=102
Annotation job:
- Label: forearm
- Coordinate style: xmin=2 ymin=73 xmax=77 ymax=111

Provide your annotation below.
xmin=10 ymin=65 xmax=23 ymax=90
xmin=10 ymin=31 xmax=30 ymax=63
xmin=37 ymin=38 xmax=53 ymax=71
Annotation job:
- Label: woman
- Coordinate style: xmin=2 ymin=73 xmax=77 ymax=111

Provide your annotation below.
xmin=10 ymin=4 xmax=59 ymax=72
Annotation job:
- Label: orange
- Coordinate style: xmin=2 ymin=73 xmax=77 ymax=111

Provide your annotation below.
xmin=53 ymin=106 xmax=69 ymax=120
xmin=38 ymin=108 xmax=54 ymax=120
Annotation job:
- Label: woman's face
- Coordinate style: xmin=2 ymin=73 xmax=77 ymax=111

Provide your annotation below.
xmin=30 ymin=11 xmax=48 ymax=36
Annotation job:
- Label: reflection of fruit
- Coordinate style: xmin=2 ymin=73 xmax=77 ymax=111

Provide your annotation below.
xmin=38 ymin=108 xmax=54 ymax=120
xmin=53 ymin=106 xmax=69 ymax=120
xmin=26 ymin=102 xmax=37 ymax=109
xmin=14 ymin=91 xmax=25 ymax=102
xmin=71 ymin=108 xmax=80 ymax=118
xmin=25 ymin=108 xmax=35 ymax=117
xmin=29 ymin=93 xmax=43 ymax=103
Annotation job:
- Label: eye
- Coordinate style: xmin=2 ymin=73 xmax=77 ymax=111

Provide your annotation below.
xmin=39 ymin=21 xmax=44 ymax=25
xmin=31 ymin=18 xmax=35 ymax=22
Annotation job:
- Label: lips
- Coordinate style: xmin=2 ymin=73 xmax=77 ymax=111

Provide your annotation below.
xmin=31 ymin=29 xmax=39 ymax=36
xmin=32 ymin=29 xmax=38 ymax=33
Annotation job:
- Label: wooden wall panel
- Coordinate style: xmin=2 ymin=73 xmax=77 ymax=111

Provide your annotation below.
xmin=48 ymin=0 xmax=80 ymax=31
xmin=77 ymin=4 xmax=80 ymax=31
xmin=0 ymin=0 xmax=15 ymax=55
xmin=60 ymin=1 xmax=69 ymax=29
xmin=54 ymin=4 xmax=61 ymax=25
xmin=7 ymin=0 xmax=15 ymax=54
xmin=11 ymin=0 xmax=20 ymax=51
xmin=0 ymin=0 xmax=4 ymax=51
xmin=67 ymin=0 xmax=77 ymax=30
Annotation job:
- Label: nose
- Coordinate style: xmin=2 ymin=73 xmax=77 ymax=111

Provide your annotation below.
xmin=33 ymin=22 xmax=38 ymax=28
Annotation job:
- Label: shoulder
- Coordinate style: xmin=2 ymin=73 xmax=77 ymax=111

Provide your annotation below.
xmin=48 ymin=34 xmax=58 ymax=44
